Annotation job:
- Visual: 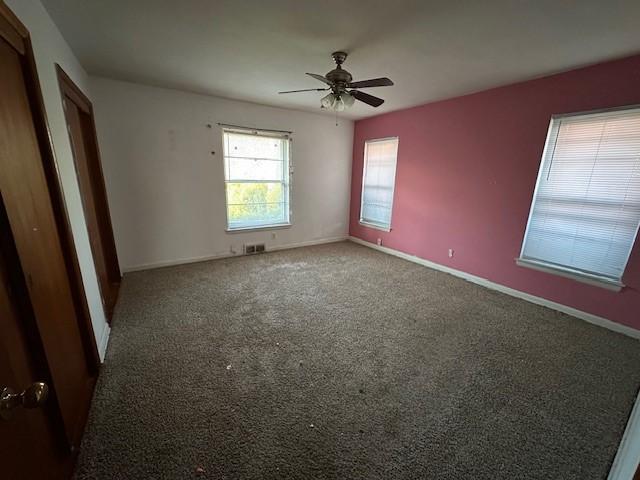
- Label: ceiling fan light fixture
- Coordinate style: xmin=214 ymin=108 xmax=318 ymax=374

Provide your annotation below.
xmin=334 ymin=96 xmax=346 ymax=112
xmin=342 ymin=92 xmax=355 ymax=108
xmin=321 ymin=92 xmax=336 ymax=109
xmin=320 ymin=92 xmax=355 ymax=111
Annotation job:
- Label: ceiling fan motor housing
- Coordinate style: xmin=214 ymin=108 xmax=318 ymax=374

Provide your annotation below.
xmin=327 ymin=51 xmax=352 ymax=93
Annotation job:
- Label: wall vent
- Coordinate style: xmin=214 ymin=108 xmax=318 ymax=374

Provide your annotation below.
xmin=244 ymin=243 xmax=265 ymax=255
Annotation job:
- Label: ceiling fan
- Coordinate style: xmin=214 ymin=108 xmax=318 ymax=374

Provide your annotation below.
xmin=278 ymin=51 xmax=394 ymax=111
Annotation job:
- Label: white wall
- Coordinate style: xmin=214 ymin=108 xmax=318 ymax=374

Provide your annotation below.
xmin=89 ymin=77 xmax=354 ymax=271
xmin=6 ymin=0 xmax=109 ymax=358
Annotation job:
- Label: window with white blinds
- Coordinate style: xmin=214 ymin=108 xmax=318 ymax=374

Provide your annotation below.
xmin=518 ymin=107 xmax=640 ymax=290
xmin=359 ymin=137 xmax=399 ymax=230
xmin=222 ymin=128 xmax=291 ymax=230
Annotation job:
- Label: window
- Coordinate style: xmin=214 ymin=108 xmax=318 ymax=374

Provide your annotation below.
xmin=222 ymin=128 xmax=291 ymax=231
xmin=359 ymin=137 xmax=399 ymax=231
xmin=518 ymin=107 xmax=640 ymax=290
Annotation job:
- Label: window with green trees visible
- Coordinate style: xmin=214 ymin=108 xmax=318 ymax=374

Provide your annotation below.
xmin=223 ymin=128 xmax=291 ymax=230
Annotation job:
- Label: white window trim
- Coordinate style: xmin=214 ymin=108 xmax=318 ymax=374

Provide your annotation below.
xmin=225 ymin=223 xmax=292 ymax=234
xmin=358 ymin=221 xmax=392 ymax=232
xmin=516 ymin=258 xmax=624 ymax=292
xmin=359 ymin=136 xmax=399 ymax=232
xmin=221 ymin=126 xmax=292 ymax=232
xmin=516 ymin=105 xmax=640 ymax=291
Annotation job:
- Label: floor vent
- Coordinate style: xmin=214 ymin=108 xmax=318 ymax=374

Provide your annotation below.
xmin=244 ymin=243 xmax=265 ymax=255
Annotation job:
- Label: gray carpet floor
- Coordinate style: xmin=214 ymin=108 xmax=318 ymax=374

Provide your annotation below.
xmin=75 ymin=241 xmax=640 ymax=479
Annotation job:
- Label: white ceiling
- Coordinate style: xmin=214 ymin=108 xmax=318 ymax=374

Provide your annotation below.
xmin=41 ymin=0 xmax=640 ymax=120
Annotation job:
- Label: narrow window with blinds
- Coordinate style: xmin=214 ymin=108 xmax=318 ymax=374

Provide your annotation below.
xmin=359 ymin=137 xmax=399 ymax=231
xmin=518 ymin=107 xmax=640 ymax=291
xmin=222 ymin=128 xmax=291 ymax=230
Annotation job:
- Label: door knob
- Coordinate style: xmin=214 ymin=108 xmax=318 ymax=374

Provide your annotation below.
xmin=0 ymin=382 xmax=49 ymax=420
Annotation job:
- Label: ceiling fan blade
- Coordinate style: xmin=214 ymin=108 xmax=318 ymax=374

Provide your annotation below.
xmin=306 ymin=73 xmax=332 ymax=86
xmin=350 ymin=90 xmax=385 ymax=107
xmin=348 ymin=77 xmax=394 ymax=89
xmin=279 ymin=88 xmax=329 ymax=94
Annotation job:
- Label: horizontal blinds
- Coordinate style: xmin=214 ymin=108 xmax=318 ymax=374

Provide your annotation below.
xmin=521 ymin=108 xmax=640 ymax=281
xmin=360 ymin=138 xmax=399 ymax=228
xmin=223 ymin=130 xmax=289 ymax=229
xmin=224 ymin=132 xmax=285 ymax=181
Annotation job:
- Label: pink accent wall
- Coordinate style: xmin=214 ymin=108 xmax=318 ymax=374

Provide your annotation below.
xmin=350 ymin=55 xmax=640 ymax=331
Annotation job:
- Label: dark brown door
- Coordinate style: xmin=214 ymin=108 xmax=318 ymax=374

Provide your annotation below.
xmin=58 ymin=68 xmax=121 ymax=321
xmin=0 ymin=201 xmax=67 ymax=480
xmin=0 ymin=5 xmax=98 ymax=476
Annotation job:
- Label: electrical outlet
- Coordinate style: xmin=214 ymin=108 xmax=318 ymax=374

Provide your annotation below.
xmin=377 ymin=238 xmax=382 ymax=246
xmin=271 ymin=232 xmax=276 ymax=240
xmin=448 ymin=248 xmax=454 ymax=258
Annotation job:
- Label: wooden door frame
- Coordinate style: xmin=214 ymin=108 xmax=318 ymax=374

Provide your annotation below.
xmin=56 ymin=64 xmax=121 ymax=321
xmin=0 ymin=2 xmax=100 ymax=377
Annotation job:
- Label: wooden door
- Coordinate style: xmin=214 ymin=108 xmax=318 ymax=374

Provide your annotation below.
xmin=0 ymin=3 xmax=99 ymax=476
xmin=58 ymin=67 xmax=121 ymax=321
xmin=0 ymin=201 xmax=67 ymax=480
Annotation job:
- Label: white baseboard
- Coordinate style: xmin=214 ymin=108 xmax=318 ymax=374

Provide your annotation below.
xmin=268 ymin=235 xmax=349 ymax=252
xmin=97 ymin=322 xmax=110 ymax=363
xmin=348 ymin=236 xmax=640 ymax=340
xmin=123 ymin=251 xmax=237 ymax=273
xmin=122 ymin=235 xmax=349 ymax=273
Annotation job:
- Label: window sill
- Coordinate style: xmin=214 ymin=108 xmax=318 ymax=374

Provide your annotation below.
xmin=515 ymin=258 xmax=624 ymax=292
xmin=359 ymin=221 xmax=391 ymax=232
xmin=225 ymin=223 xmax=291 ymax=234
